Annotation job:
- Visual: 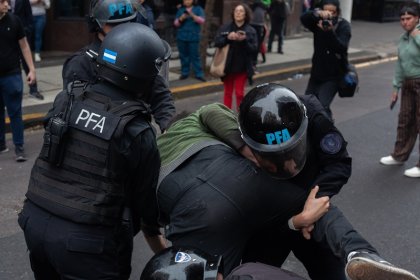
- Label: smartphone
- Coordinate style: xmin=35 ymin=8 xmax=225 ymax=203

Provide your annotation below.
xmin=390 ymin=99 xmax=397 ymax=110
xmin=237 ymin=30 xmax=246 ymax=35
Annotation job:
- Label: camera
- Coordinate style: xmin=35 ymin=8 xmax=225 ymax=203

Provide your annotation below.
xmin=322 ymin=16 xmax=338 ymax=28
xmin=322 ymin=19 xmax=331 ymax=28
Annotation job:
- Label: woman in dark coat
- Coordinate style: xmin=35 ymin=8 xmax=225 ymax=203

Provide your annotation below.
xmin=214 ymin=3 xmax=258 ymax=110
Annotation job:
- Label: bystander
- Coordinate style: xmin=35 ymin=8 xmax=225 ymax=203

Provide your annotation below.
xmin=11 ymin=0 xmax=43 ymax=100
xmin=29 ymin=0 xmax=50 ymax=62
xmin=379 ymin=2 xmax=420 ymax=178
xmin=174 ymin=0 xmax=206 ymax=82
xmin=0 ymin=0 xmax=36 ymax=162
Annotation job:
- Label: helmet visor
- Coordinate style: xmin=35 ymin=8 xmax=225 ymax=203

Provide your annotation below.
xmin=255 ymin=129 xmax=307 ymax=179
xmin=242 ymin=116 xmax=308 ymax=179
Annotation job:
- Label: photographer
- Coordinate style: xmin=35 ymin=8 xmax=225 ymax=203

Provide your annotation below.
xmin=300 ymin=0 xmax=351 ymax=120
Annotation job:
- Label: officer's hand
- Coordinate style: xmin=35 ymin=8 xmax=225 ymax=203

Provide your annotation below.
xmin=301 ymin=224 xmax=314 ymax=240
xmin=299 ymin=186 xmax=330 ymax=226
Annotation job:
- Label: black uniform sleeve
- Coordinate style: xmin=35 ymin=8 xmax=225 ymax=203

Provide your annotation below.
xmin=62 ymin=49 xmax=96 ymax=90
xmin=124 ymin=122 xmax=161 ymax=236
xmin=149 ymin=75 xmax=175 ymax=133
xmin=306 ymin=96 xmax=352 ymax=197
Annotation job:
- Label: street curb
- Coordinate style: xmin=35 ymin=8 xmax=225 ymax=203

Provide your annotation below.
xmin=7 ymin=51 xmax=389 ymax=131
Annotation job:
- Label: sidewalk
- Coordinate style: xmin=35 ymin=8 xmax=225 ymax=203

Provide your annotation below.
xmin=19 ymin=20 xmax=402 ymax=127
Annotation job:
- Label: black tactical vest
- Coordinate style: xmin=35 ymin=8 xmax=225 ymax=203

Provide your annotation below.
xmin=26 ymin=87 xmax=151 ymax=226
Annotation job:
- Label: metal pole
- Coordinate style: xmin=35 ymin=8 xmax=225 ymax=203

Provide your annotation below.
xmin=340 ymin=0 xmax=353 ymax=22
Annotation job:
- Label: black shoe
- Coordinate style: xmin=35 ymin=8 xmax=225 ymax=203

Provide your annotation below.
xmin=15 ymin=146 xmax=27 ymax=162
xmin=278 ymin=50 xmax=284 ymax=54
xmin=29 ymin=92 xmax=44 ymax=100
xmin=195 ymin=76 xmax=207 ymax=82
xmin=0 ymin=144 xmax=9 ymax=154
xmin=179 ymin=75 xmax=188 ymax=80
xmin=346 ymin=251 xmax=419 ymax=280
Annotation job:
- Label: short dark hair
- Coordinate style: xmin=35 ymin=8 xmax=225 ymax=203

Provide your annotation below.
xmin=400 ymin=2 xmax=420 ymax=17
xmin=231 ymin=3 xmax=253 ymax=24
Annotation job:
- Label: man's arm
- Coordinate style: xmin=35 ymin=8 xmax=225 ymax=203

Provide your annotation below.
xmin=18 ymin=37 xmax=35 ymax=85
xmin=303 ymin=95 xmax=352 ymax=197
xmin=149 ymin=75 xmax=175 ymax=133
xmin=198 ymin=103 xmax=245 ymax=151
xmin=62 ymin=49 xmax=95 ymax=89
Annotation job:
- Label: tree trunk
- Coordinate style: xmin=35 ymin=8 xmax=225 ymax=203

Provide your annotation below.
xmin=200 ymin=0 xmax=216 ymax=76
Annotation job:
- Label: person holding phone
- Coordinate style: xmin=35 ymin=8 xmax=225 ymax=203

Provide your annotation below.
xmin=174 ymin=0 xmax=206 ymax=82
xmin=213 ymin=3 xmax=258 ymax=110
xmin=379 ymin=2 xmax=420 ymax=178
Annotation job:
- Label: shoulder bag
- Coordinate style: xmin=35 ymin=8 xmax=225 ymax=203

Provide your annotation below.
xmin=210 ymin=44 xmax=230 ymax=78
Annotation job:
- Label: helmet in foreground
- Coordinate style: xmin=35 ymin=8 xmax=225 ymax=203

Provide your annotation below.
xmin=140 ymin=246 xmax=222 ymax=280
xmin=94 ymin=23 xmax=171 ymax=94
xmin=239 ymin=83 xmax=308 ymax=179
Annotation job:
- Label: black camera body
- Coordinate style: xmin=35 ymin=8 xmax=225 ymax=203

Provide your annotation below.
xmin=322 ymin=17 xmax=338 ymax=28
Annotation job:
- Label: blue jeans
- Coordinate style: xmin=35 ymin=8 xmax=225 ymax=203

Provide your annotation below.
xmin=0 ymin=74 xmax=24 ymax=147
xmin=177 ymin=40 xmax=204 ymax=78
xmin=33 ymin=15 xmax=46 ymax=53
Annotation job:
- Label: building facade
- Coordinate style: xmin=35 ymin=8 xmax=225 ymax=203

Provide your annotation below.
xmin=41 ymin=0 xmax=404 ymax=53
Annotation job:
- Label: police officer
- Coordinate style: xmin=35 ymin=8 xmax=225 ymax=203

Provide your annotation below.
xmin=18 ymin=23 xmax=170 ymax=279
xmin=155 ymin=85 xmax=419 ymax=280
xmin=239 ymin=82 xmax=351 ymax=279
xmin=62 ymin=0 xmax=175 ymax=133
xmin=140 ymin=246 xmax=307 ymax=280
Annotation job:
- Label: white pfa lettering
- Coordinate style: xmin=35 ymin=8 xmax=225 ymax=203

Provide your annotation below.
xmin=75 ymin=109 xmax=106 ymax=134
xmin=75 ymin=109 xmax=90 ymax=125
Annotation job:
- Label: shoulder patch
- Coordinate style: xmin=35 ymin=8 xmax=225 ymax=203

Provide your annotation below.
xmin=320 ymin=132 xmax=343 ymax=154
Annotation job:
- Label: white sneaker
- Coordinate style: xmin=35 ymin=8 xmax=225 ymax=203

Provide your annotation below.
xmin=346 ymin=251 xmax=420 ymax=280
xmin=379 ymin=155 xmax=403 ymax=165
xmin=404 ymin=167 xmax=420 ymax=178
xmin=34 ymin=53 xmax=41 ymax=62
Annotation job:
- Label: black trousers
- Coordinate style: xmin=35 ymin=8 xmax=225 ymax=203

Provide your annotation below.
xmin=305 ymin=78 xmax=339 ymax=120
xmin=242 ymin=205 xmax=378 ymax=280
xmin=18 ymin=200 xmax=132 ymax=280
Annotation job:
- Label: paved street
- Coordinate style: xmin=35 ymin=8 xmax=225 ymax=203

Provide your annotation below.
xmin=1 ymin=59 xmax=419 ymax=279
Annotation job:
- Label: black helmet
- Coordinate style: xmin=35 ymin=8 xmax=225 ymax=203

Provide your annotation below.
xmin=89 ymin=0 xmax=139 ymax=30
xmin=239 ymin=83 xmax=308 ymax=179
xmin=140 ymin=246 xmax=222 ymax=280
xmin=94 ymin=22 xmax=171 ymax=94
